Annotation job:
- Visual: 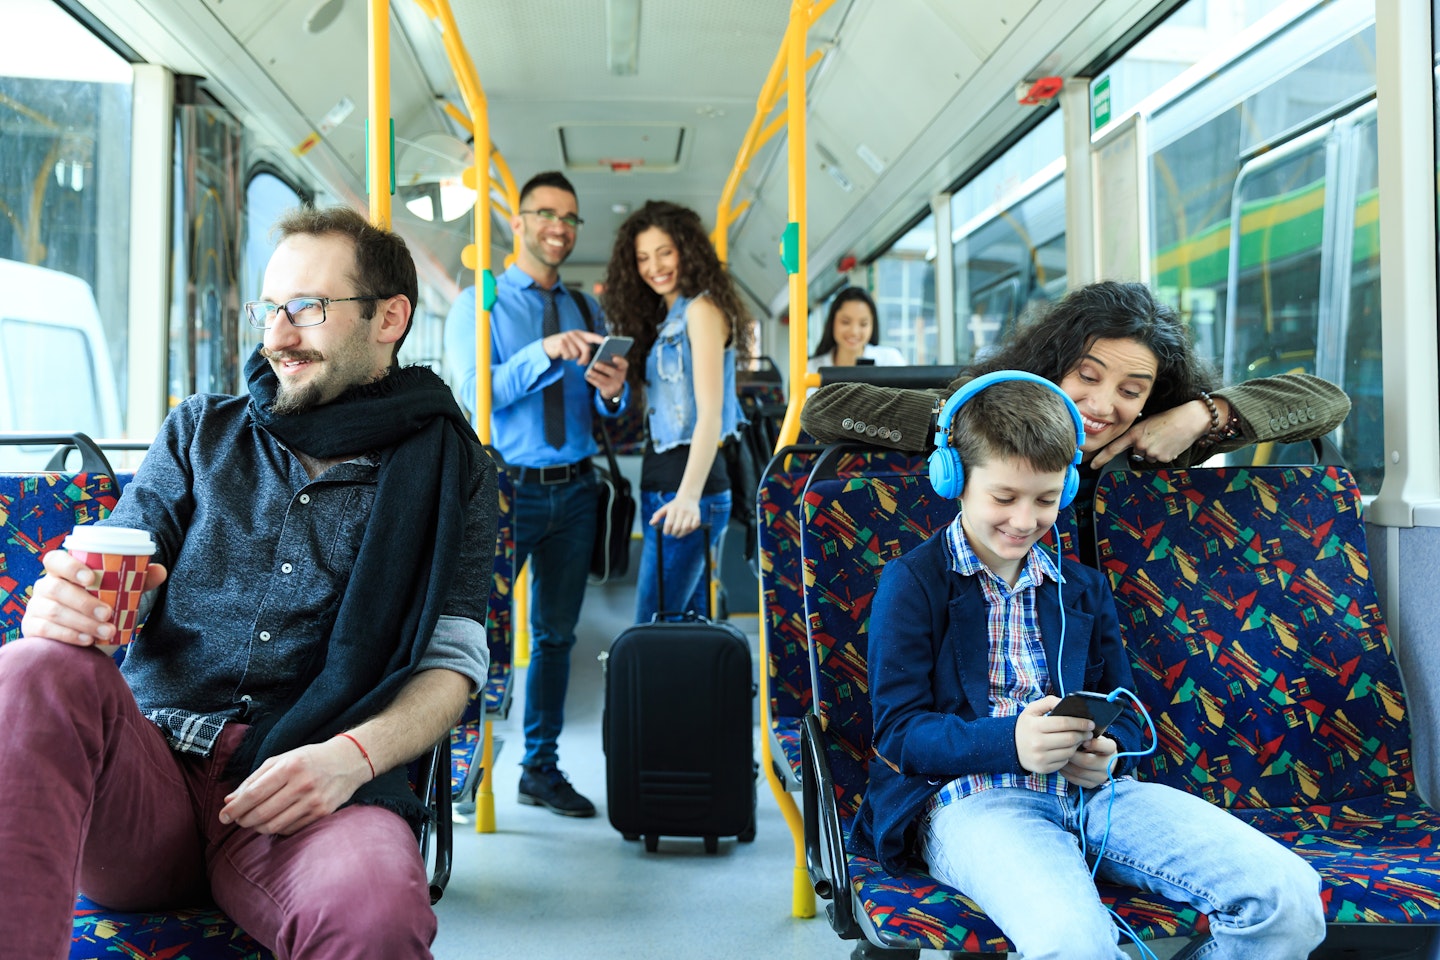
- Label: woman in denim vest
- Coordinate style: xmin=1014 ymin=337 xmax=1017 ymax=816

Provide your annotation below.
xmin=603 ymin=201 xmax=755 ymax=622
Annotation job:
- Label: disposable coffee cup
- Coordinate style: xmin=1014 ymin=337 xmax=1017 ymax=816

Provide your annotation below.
xmin=62 ymin=525 xmax=156 ymax=646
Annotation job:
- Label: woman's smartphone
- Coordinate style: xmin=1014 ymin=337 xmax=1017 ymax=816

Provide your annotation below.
xmin=586 ymin=335 xmax=634 ymax=376
xmin=1048 ymin=691 xmax=1126 ymax=736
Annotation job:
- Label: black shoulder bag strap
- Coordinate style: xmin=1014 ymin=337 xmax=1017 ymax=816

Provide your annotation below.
xmin=566 ymin=288 xmax=622 ymax=477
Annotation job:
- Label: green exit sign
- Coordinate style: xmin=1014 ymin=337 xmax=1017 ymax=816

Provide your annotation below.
xmin=1092 ymin=75 xmax=1112 ymax=132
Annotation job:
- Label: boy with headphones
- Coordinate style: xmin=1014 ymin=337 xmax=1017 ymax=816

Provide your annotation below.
xmin=851 ymin=372 xmax=1324 ymax=959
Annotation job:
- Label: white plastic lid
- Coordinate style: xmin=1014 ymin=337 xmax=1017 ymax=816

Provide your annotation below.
xmin=63 ymin=525 xmax=156 ymax=555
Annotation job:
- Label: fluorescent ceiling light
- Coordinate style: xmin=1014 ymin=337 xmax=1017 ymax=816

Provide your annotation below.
xmin=606 ymin=0 xmax=640 ymax=76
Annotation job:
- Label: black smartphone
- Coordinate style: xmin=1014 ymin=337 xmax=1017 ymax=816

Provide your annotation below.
xmin=1048 ymin=691 xmax=1126 ymax=736
xmin=585 ymin=335 xmax=634 ymax=376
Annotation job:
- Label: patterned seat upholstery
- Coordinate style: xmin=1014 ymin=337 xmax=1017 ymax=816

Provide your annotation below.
xmin=757 ymin=446 xmax=822 ymax=786
xmin=597 ymin=397 xmax=648 ymax=456
xmin=451 ymin=455 xmax=515 ymax=802
xmin=70 ymin=897 xmax=270 ymax=959
xmin=0 ymin=472 xmax=122 ymax=644
xmin=801 ymin=471 xmax=1197 ymax=952
xmin=1096 ymin=465 xmax=1440 ymax=925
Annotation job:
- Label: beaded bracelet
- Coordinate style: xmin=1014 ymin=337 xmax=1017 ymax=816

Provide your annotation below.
xmin=1198 ymin=391 xmax=1221 ymax=435
xmin=1196 ymin=391 xmax=1242 ymax=447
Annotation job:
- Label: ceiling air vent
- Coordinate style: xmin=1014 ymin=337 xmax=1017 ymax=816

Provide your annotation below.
xmin=557 ymin=122 xmax=686 ymax=173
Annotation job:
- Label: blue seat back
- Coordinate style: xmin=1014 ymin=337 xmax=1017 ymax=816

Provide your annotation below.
xmin=801 ymin=469 xmax=963 ymax=821
xmin=451 ymin=452 xmax=514 ymax=799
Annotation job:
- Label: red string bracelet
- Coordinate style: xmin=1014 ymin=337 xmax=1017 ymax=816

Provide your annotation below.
xmin=337 ymin=732 xmax=376 ymax=781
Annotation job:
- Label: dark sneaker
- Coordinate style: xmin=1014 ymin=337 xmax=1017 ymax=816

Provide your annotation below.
xmin=518 ymin=766 xmax=596 ymax=818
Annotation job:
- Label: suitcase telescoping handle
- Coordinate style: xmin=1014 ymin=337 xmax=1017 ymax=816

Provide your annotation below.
xmin=653 ymin=522 xmax=712 ymax=622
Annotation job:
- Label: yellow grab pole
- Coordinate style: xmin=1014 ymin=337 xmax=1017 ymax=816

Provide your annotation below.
xmin=416 ymin=0 xmax=503 ymax=833
xmin=366 ymin=0 xmax=392 ymax=227
xmin=777 ymin=6 xmax=808 ymax=451
xmin=757 ymin=3 xmax=814 ymax=922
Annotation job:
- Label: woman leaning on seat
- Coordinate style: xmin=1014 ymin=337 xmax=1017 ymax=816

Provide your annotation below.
xmin=602 ymin=200 xmax=757 ymax=624
xmin=800 ymin=280 xmax=1351 ymax=527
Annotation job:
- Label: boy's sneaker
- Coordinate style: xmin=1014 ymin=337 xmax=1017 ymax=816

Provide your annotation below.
xmin=518 ymin=765 xmax=595 ymax=818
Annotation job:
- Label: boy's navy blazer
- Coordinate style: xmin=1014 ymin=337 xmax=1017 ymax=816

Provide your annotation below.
xmin=850 ymin=528 xmax=1144 ymax=873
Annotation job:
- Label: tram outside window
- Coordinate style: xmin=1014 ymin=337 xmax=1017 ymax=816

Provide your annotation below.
xmin=0 ymin=0 xmax=132 ymax=440
xmin=1146 ymin=4 xmax=1382 ymax=490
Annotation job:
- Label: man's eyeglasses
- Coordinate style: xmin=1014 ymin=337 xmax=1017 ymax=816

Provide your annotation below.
xmin=519 ymin=208 xmax=584 ymax=230
xmin=243 ymin=296 xmax=389 ymax=329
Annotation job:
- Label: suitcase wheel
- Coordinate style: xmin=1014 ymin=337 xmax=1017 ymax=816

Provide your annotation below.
xmin=704 ymin=836 xmax=718 ymax=855
xmin=738 ymin=821 xmax=756 ymax=843
xmin=644 ymin=834 xmax=659 ymax=853
xmin=622 ymin=833 xmax=639 ymax=842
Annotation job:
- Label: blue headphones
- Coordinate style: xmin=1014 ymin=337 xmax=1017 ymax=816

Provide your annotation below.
xmin=927 ymin=370 xmax=1085 ymax=507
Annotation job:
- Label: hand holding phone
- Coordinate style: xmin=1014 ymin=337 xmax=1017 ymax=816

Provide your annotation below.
xmin=585 ymin=335 xmax=634 ymax=376
xmin=1048 ymin=691 xmax=1126 ymax=736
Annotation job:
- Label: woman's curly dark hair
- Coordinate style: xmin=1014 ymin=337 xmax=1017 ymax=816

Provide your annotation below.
xmin=969 ymin=280 xmax=1219 ymax=417
xmin=601 ymin=200 xmax=756 ymax=388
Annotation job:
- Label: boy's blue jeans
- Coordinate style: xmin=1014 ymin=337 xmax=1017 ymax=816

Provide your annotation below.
xmin=634 ymin=489 xmax=730 ymax=623
xmin=921 ymin=780 xmax=1325 ymax=960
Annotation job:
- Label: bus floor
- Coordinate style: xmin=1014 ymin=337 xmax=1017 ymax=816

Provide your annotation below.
xmin=428 ymin=576 xmax=1429 ymax=960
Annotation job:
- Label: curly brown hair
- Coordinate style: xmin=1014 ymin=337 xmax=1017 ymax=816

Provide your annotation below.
xmin=600 ymin=200 xmax=756 ymax=388
xmin=969 ymin=281 xmax=1219 ymax=419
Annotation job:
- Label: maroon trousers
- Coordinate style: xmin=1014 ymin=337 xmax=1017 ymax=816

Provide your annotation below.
xmin=0 ymin=638 xmax=435 ymax=959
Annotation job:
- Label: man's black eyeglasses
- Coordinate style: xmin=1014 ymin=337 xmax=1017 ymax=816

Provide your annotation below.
xmin=519 ymin=208 xmax=584 ymax=230
xmin=243 ymin=296 xmax=389 ymax=329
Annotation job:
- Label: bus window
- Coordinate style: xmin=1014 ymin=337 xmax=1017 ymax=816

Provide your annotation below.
xmin=1 ymin=0 xmax=132 ymax=437
xmin=1225 ymin=138 xmax=1328 ymax=386
xmin=1340 ymin=115 xmax=1382 ymax=491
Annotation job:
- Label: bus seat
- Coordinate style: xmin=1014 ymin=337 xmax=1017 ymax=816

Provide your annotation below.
xmin=762 ymin=445 xmax=936 ymax=788
xmin=757 ymin=444 xmax=823 ymax=788
xmin=68 ymin=737 xmax=451 ymax=960
xmin=1096 ymin=465 xmax=1440 ymax=928
xmin=594 ymin=396 xmax=648 ymax=456
xmin=0 ymin=471 xmax=124 ymax=643
xmin=0 ymin=445 xmax=452 ymax=957
xmin=799 ymin=468 xmax=1198 ymax=953
xmin=450 ymin=449 xmax=515 ymax=834
xmin=737 ymin=356 xmax=787 ymax=456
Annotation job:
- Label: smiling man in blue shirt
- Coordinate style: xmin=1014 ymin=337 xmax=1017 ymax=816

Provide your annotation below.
xmin=444 ymin=170 xmax=628 ymax=818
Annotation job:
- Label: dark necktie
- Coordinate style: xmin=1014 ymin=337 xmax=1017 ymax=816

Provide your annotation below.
xmin=539 ymin=286 xmax=566 ymax=449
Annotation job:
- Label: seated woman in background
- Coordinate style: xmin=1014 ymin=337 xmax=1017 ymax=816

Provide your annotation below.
xmin=800 ymin=280 xmax=1351 ymax=554
xmin=603 ymin=200 xmax=757 ymax=623
xmin=806 ymin=286 xmax=906 ymax=375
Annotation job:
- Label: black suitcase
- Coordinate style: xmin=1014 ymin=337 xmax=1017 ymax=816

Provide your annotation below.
xmin=602 ymin=532 xmax=756 ymax=852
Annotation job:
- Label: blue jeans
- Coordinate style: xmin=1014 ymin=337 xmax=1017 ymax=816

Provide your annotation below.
xmin=514 ymin=471 xmax=598 ymax=769
xmin=920 ymin=781 xmax=1324 ymax=960
xmin=634 ymin=489 xmax=731 ymax=623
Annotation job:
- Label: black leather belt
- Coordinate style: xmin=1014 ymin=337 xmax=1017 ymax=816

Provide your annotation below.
xmin=507 ymin=460 xmax=593 ymax=485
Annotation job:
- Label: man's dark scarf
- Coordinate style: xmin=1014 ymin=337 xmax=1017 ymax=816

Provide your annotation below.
xmin=230 ymin=346 xmax=484 ymax=825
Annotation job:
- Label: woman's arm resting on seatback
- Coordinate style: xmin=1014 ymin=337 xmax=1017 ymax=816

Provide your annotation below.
xmin=799 ymin=381 xmax=949 ymax=452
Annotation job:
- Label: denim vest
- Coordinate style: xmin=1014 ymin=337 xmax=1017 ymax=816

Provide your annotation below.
xmin=645 ymin=292 xmax=747 ymax=453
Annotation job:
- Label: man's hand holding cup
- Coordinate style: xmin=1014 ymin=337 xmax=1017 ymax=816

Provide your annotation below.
xmin=23 ymin=526 xmax=166 ymax=653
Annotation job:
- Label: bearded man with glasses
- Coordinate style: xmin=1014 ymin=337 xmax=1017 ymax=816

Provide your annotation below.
xmin=443 ymin=170 xmax=628 ymax=819
xmin=3 ymin=206 xmax=495 ymax=957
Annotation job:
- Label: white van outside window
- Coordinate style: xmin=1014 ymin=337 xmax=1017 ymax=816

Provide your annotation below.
xmin=0 ymin=258 xmax=122 ymax=469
